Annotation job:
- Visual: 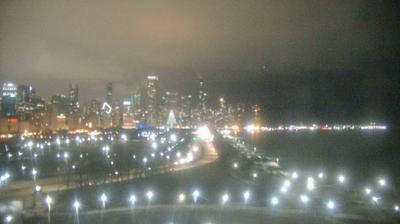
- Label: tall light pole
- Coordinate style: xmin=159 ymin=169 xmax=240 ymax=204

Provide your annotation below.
xmin=73 ymin=200 xmax=80 ymax=224
xmin=45 ymin=195 xmax=53 ymax=224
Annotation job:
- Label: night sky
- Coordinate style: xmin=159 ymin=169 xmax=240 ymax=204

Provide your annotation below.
xmin=0 ymin=0 xmax=399 ymax=125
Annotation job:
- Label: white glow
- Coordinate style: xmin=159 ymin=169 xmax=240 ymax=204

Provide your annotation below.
xmin=35 ymin=185 xmax=41 ymax=192
xmin=221 ymin=193 xmax=229 ymax=205
xmin=364 ymin=187 xmax=372 ymax=195
xmin=5 ymin=215 xmax=13 ymax=223
xmin=100 ymin=193 xmax=107 ymax=203
xmin=243 ymin=191 xmax=250 ymax=204
xmin=326 ymin=200 xmax=335 ymax=210
xmin=121 ymin=134 xmax=128 ymax=141
xmin=170 ymin=134 xmax=177 ymax=142
xmin=146 ymin=191 xmax=154 ymax=201
xmin=129 ymin=194 xmax=137 ymax=205
xmin=291 ymin=171 xmax=299 ymax=180
xmin=45 ymin=195 xmax=53 ymax=206
xmin=378 ymin=178 xmax=386 ymax=187
xmin=178 ymin=193 xmax=186 ymax=203
xmin=73 ymin=200 xmax=80 ymax=211
xmin=337 ymin=175 xmax=346 ymax=184
xmin=270 ymin=196 xmax=279 ymax=206
xmin=394 ymin=205 xmax=399 ymax=212
xmin=372 ymin=196 xmax=380 ymax=204
xmin=192 ymin=190 xmax=200 ymax=203
xmin=196 ymin=126 xmax=214 ymax=141
xmin=306 ymin=177 xmax=315 ymax=191
xmin=300 ymin=194 xmax=310 ymax=204
xmin=318 ymin=172 xmax=324 ymax=179
xmin=233 ymin=162 xmax=239 ymax=169
xmin=32 ymin=168 xmax=38 ymax=176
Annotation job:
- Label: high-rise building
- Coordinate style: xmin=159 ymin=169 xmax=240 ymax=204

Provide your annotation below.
xmin=144 ymin=75 xmax=159 ymax=126
xmin=68 ymin=83 xmax=79 ymax=114
xmin=122 ymin=99 xmax=135 ymax=129
xmin=1 ymin=82 xmax=18 ymax=117
xmin=179 ymin=94 xmax=192 ymax=127
xmin=16 ymin=84 xmax=36 ymax=120
xmin=198 ymin=78 xmax=207 ymax=114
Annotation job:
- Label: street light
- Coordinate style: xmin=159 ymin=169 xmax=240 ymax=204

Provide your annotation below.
xmin=192 ymin=189 xmax=200 ymax=204
xmin=300 ymin=194 xmax=310 ymax=204
xmin=178 ymin=193 xmax=186 ymax=203
xmin=337 ymin=174 xmax=346 ymax=184
xmin=378 ymin=178 xmax=386 ymax=187
xmin=100 ymin=193 xmax=108 ymax=208
xmin=243 ymin=191 xmax=250 ymax=204
xmin=146 ymin=191 xmax=154 ymax=203
xmin=73 ymin=200 xmax=81 ymax=212
xmin=5 ymin=215 xmax=13 ymax=223
xmin=270 ymin=196 xmax=279 ymax=206
xmin=129 ymin=194 xmax=137 ymax=207
xmin=326 ymin=200 xmax=336 ymax=210
xmin=45 ymin=195 xmax=53 ymax=224
xmin=221 ymin=193 xmax=229 ymax=205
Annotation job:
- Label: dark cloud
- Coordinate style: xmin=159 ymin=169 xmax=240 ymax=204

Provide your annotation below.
xmin=0 ymin=0 xmax=399 ymax=122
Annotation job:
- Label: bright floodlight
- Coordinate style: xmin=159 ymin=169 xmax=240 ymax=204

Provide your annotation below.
xmin=5 ymin=215 xmax=13 ymax=223
xmin=192 ymin=189 xmax=200 ymax=203
xmin=378 ymin=178 xmax=386 ymax=187
xmin=394 ymin=205 xmax=399 ymax=212
xmin=146 ymin=191 xmax=154 ymax=202
xmin=270 ymin=196 xmax=279 ymax=206
xmin=178 ymin=193 xmax=186 ymax=203
xmin=326 ymin=200 xmax=335 ymax=210
xmin=337 ymin=175 xmax=346 ymax=184
xmin=300 ymin=194 xmax=310 ymax=204
xmin=233 ymin=162 xmax=239 ymax=169
xmin=73 ymin=200 xmax=80 ymax=211
xmin=243 ymin=191 xmax=250 ymax=204
xmin=35 ymin=185 xmax=41 ymax=192
xmin=221 ymin=193 xmax=229 ymax=205
xmin=318 ymin=172 xmax=324 ymax=179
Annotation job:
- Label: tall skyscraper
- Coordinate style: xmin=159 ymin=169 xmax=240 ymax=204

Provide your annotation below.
xmin=1 ymin=82 xmax=18 ymax=117
xmin=68 ymin=83 xmax=79 ymax=114
xmin=16 ymin=84 xmax=36 ymax=120
xmin=144 ymin=75 xmax=159 ymax=126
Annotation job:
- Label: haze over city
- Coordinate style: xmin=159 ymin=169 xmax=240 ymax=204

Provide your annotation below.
xmin=0 ymin=1 xmax=399 ymax=224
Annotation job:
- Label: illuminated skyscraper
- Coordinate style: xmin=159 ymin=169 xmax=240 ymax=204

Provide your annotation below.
xmin=1 ymin=82 xmax=18 ymax=117
xmin=144 ymin=75 xmax=159 ymax=126
xmin=68 ymin=83 xmax=79 ymax=114
xmin=198 ymin=78 xmax=207 ymax=114
xmin=16 ymin=84 xmax=36 ymax=120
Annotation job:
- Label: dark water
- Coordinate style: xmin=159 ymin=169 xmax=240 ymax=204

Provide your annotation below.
xmin=246 ymin=130 xmax=400 ymax=184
